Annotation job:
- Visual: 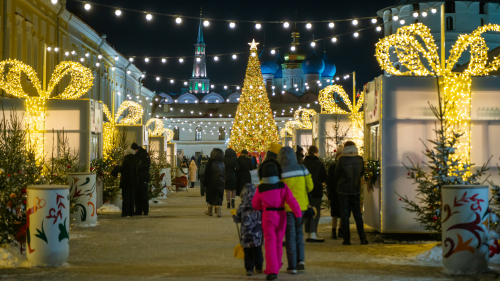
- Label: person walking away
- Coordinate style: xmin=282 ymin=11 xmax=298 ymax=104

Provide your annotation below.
xmin=199 ymin=156 xmax=208 ymax=196
xmin=111 ymin=148 xmax=137 ymax=217
xmin=303 ymin=145 xmax=327 ymax=242
xmin=233 ymin=183 xmax=264 ymax=276
xmin=278 ymin=147 xmax=314 ymax=273
xmin=252 ymin=159 xmax=302 ymax=281
xmin=334 ymin=141 xmax=368 ymax=245
xmin=295 ymin=145 xmax=305 ymax=164
xmin=203 ymin=148 xmax=225 ymax=217
xmin=237 ymin=150 xmax=254 ymax=197
xmin=131 ymin=143 xmax=151 ymax=216
xmin=327 ymin=146 xmax=343 ymax=239
xmin=224 ymin=148 xmax=240 ymax=208
xmin=189 ymin=160 xmax=197 ymax=188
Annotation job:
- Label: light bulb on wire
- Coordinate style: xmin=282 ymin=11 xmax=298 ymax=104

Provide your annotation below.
xmin=372 ymin=18 xmax=377 ymax=23
xmin=376 ymin=26 xmax=382 ymax=32
xmin=413 ymin=12 xmax=418 ymax=17
xmin=146 ymin=14 xmax=153 ymax=21
xmin=306 ymin=23 xmax=312 ymax=29
xmin=255 ymin=23 xmax=261 ymax=29
xmin=291 ymin=46 xmax=296 ymax=51
xmin=214 ymin=56 xmax=219 ymax=61
xmin=354 ymin=32 xmax=359 ymax=38
xmin=115 ymin=9 xmax=122 ymax=16
xmin=400 ymin=19 xmax=405 ymax=24
xmin=145 ymin=58 xmax=149 ymax=63
xmin=232 ymin=54 xmax=237 ymax=59
xmin=422 ymin=12 xmax=427 ymax=17
xmin=84 ymin=3 xmax=91 ymax=10
xmin=176 ymin=17 xmax=182 ymax=24
xmin=393 ymin=15 xmax=399 ymax=21
xmin=329 ymin=22 xmax=335 ymax=28
xmin=129 ymin=58 xmax=134 ymax=62
xmin=331 ymin=37 xmax=337 ymax=43
xmin=352 ymin=19 xmax=358 ymax=25
xmin=283 ymin=22 xmax=289 ymax=28
xmin=271 ymin=50 xmax=276 ymax=54
xmin=431 ymin=8 xmax=437 ymax=13
xmin=179 ymin=58 xmax=184 ymax=63
xmin=162 ymin=58 xmax=166 ymax=63
xmin=203 ymin=20 xmax=209 ymax=26
xmin=229 ymin=22 xmax=235 ymax=28
xmin=311 ymin=42 xmax=316 ymax=47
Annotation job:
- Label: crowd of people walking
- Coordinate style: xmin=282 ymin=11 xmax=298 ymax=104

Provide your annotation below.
xmin=196 ymin=142 xmax=368 ymax=280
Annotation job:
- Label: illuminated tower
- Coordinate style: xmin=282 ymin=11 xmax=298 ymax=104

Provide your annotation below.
xmin=189 ymin=19 xmax=210 ymax=93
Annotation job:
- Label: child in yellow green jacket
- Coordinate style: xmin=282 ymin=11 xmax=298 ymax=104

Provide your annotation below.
xmin=277 ymin=147 xmax=314 ymax=273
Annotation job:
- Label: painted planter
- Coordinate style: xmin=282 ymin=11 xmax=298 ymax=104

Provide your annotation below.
xmin=69 ymin=173 xmax=97 ymax=226
xmin=442 ymin=185 xmax=489 ymax=274
xmin=111 ymin=190 xmax=123 ymax=209
xmin=158 ymin=168 xmax=169 ymax=198
xmin=26 ymin=185 xmax=70 ymax=267
xmin=164 ymin=168 xmax=171 ymax=195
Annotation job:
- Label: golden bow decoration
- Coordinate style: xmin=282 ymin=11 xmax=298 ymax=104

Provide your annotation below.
xmin=145 ymin=118 xmax=174 ymax=142
xmin=319 ymin=85 xmax=364 ymax=154
xmin=280 ymin=109 xmax=318 ymax=138
xmin=0 ymin=59 xmax=93 ymax=161
xmin=375 ymin=23 xmax=500 ymax=164
xmin=102 ymin=101 xmax=144 ymax=158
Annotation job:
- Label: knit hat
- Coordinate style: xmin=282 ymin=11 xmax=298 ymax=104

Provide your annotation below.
xmin=259 ymin=159 xmax=282 ymax=184
xmin=269 ymin=143 xmax=282 ymax=155
xmin=131 ymin=143 xmax=140 ymax=150
xmin=296 ymin=145 xmax=304 ymax=154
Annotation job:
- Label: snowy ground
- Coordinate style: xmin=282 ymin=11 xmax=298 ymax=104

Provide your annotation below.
xmin=2 ymin=184 xmax=499 ymax=280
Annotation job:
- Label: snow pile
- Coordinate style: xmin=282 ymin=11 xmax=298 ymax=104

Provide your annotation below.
xmin=97 ymin=203 xmax=121 ymax=213
xmin=150 ymin=199 xmax=166 ymax=204
xmin=416 ymin=245 xmax=442 ymax=262
xmin=69 ymin=234 xmax=89 ymax=240
xmin=0 ymin=245 xmax=33 ymax=268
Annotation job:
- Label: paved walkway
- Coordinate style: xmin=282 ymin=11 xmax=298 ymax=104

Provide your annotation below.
xmin=1 ymin=186 xmax=499 ymax=280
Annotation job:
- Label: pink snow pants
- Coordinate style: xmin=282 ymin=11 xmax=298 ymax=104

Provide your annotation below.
xmin=262 ymin=209 xmax=287 ymax=275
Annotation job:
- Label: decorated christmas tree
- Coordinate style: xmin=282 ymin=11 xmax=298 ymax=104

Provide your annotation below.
xmin=227 ymin=40 xmax=279 ymax=153
xmin=399 ymin=87 xmax=490 ymax=238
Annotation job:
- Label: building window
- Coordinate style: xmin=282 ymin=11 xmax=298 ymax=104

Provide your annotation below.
xmin=480 ymin=3 xmax=486 ymax=14
xmin=445 ymin=1 xmax=455 ymax=13
xmin=219 ymin=126 xmax=225 ymax=140
xmin=173 ymin=127 xmax=179 ymax=141
xmin=481 ymin=18 xmax=485 ymax=26
xmin=195 ymin=126 xmax=202 ymax=141
xmin=412 ymin=4 xmax=419 ymax=11
xmin=446 ymin=16 xmax=454 ymax=30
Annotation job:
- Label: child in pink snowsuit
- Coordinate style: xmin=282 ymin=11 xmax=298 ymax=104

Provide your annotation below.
xmin=252 ymin=159 xmax=302 ymax=280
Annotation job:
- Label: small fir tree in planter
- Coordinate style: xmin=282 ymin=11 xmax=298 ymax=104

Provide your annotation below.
xmin=0 ymin=108 xmax=44 ymax=246
xmin=148 ymin=148 xmax=169 ymax=203
xmin=399 ymin=85 xmax=490 ymax=239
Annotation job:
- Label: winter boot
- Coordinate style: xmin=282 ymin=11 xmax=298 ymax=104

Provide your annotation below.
xmin=227 ymin=202 xmax=231 ymax=209
xmin=205 ymin=205 xmax=213 ymax=216
xmin=306 ymin=232 xmax=325 ymax=243
xmin=266 ymin=274 xmax=278 ymax=280
xmin=215 ymin=206 xmax=222 ymax=217
xmin=297 ymin=261 xmax=305 ymax=271
xmin=231 ymin=198 xmax=235 ymax=208
xmin=331 ymin=229 xmax=337 ymax=239
xmin=338 ymin=228 xmax=343 ymax=238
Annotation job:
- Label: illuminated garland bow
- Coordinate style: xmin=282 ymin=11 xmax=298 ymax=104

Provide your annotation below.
xmin=375 ymin=23 xmax=500 ymax=165
xmin=319 ymin=84 xmax=364 ymax=154
xmin=0 ymin=60 xmax=93 ymax=161
xmin=145 ymin=118 xmax=174 ymax=142
xmin=102 ymin=101 xmax=144 ymax=158
xmin=280 ymin=109 xmax=318 ymax=138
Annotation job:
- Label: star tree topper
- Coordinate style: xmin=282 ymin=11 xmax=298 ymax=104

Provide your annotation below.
xmin=248 ymin=39 xmax=259 ymax=50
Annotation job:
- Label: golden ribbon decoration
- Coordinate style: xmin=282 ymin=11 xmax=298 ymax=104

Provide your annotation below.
xmin=145 ymin=118 xmax=174 ymax=142
xmin=319 ymin=85 xmax=364 ymax=154
xmin=375 ymin=23 xmax=500 ymax=165
xmin=0 ymin=59 xmax=93 ymax=161
xmin=280 ymin=109 xmax=318 ymax=138
xmin=102 ymin=101 xmax=144 ymax=158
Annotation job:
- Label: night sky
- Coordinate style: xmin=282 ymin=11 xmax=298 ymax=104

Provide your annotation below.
xmin=66 ymin=0 xmax=397 ymax=94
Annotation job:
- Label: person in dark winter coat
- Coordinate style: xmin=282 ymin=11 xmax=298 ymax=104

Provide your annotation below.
xmin=237 ymin=150 xmax=254 ymax=197
xmin=295 ymin=145 xmax=305 ymax=164
xmin=334 ymin=141 xmax=368 ymax=245
xmin=233 ymin=183 xmax=263 ymax=276
xmin=199 ymin=156 xmax=208 ymax=196
xmin=111 ymin=148 xmax=138 ymax=217
xmin=203 ymin=148 xmax=225 ymax=217
xmin=224 ymin=148 xmax=239 ymax=209
xmin=302 ymin=145 xmax=327 ymax=243
xmin=131 ymin=143 xmax=151 ymax=216
xmin=326 ymin=146 xmax=343 ymax=239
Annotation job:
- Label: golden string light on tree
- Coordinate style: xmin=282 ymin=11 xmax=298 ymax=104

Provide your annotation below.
xmin=375 ymin=23 xmax=500 ymax=166
xmin=102 ymin=101 xmax=144 ymax=158
xmin=227 ymin=39 xmax=279 ymax=153
xmin=319 ymin=84 xmax=364 ymax=154
xmin=0 ymin=60 xmax=93 ymax=161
